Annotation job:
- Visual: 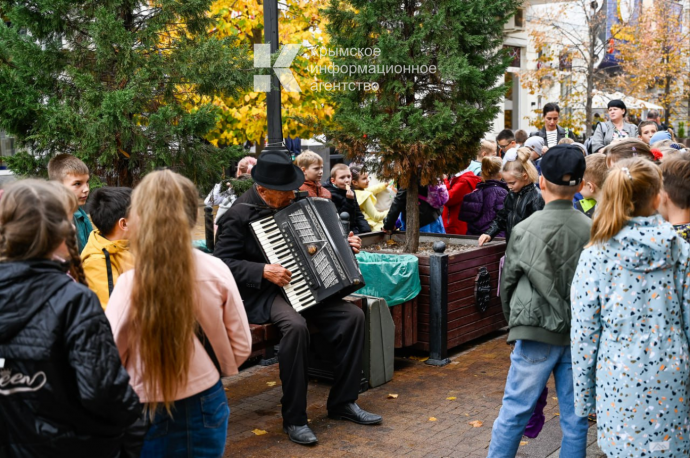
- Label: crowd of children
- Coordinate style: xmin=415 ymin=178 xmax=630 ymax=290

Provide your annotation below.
xmin=2 ymin=98 xmax=690 ymax=457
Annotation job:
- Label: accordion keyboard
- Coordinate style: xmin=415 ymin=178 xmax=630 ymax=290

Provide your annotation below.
xmin=252 ymin=217 xmax=317 ymax=312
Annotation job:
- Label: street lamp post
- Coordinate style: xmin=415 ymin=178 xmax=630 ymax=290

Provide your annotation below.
xmin=262 ymin=0 xmax=288 ymax=156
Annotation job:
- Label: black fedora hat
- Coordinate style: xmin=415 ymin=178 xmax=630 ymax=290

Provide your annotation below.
xmin=251 ymin=151 xmax=305 ymax=191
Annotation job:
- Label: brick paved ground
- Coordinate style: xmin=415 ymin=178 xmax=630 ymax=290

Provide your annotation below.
xmin=221 ymin=332 xmax=606 ymax=458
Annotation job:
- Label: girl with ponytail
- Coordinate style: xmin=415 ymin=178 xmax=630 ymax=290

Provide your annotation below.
xmin=458 ymin=157 xmax=509 ymax=236
xmin=478 ymin=148 xmax=544 ymax=245
xmin=106 ymin=170 xmax=251 ymax=457
xmin=0 ymin=180 xmax=140 ymax=457
xmin=571 ymin=158 xmax=690 ymax=457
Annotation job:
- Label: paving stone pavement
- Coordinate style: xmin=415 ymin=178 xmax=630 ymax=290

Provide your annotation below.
xmin=221 ymin=331 xmax=606 ymax=458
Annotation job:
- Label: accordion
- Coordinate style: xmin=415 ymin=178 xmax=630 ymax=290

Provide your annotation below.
xmin=250 ymin=197 xmax=365 ymax=313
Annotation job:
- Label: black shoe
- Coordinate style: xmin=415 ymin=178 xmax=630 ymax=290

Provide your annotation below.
xmin=328 ymin=402 xmax=382 ymax=425
xmin=283 ymin=424 xmax=318 ymax=445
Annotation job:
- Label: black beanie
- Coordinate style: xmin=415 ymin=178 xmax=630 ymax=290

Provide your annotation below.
xmin=607 ymin=99 xmax=627 ymax=114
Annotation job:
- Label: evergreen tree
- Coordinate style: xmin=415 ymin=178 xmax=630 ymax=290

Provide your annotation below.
xmin=0 ymin=0 xmax=250 ymax=188
xmin=322 ymin=0 xmax=519 ymax=252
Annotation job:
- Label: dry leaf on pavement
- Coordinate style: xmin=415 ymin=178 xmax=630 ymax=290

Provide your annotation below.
xmin=387 ymin=394 xmax=399 ymax=399
xmin=429 ymin=417 xmax=437 ymax=421
xmin=520 ymin=441 xmax=528 ymax=446
xmin=468 ymin=420 xmax=483 ymax=428
xmin=446 ymin=397 xmax=457 ymax=401
xmin=266 ymin=381 xmax=277 ymax=387
xmin=252 ymin=429 xmax=268 ymax=436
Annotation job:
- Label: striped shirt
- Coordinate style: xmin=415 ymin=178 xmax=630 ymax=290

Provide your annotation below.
xmin=546 ymin=129 xmax=558 ymax=147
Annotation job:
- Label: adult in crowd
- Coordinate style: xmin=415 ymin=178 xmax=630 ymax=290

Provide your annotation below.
xmin=590 ymin=100 xmax=638 ymax=154
xmin=496 ymin=130 xmax=516 ymax=158
xmin=646 ymin=109 xmax=667 ymax=131
xmin=0 ymin=180 xmax=140 ymax=457
xmin=529 ymin=103 xmax=575 ymax=149
xmin=213 ymin=151 xmax=382 ymax=446
xmin=107 ymin=170 xmax=252 ymax=457
xmin=236 ymin=156 xmax=257 ymax=178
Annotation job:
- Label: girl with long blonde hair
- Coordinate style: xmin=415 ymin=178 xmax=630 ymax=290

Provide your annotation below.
xmin=106 ymin=170 xmax=252 ymax=458
xmin=0 ymin=180 xmax=140 ymax=457
xmin=478 ymin=148 xmax=544 ymax=246
xmin=571 ymin=158 xmax=690 ymax=457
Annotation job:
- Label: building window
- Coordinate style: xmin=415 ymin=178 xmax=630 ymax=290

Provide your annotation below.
xmin=514 ymin=8 xmax=524 ymax=28
xmin=503 ymin=46 xmax=521 ymax=68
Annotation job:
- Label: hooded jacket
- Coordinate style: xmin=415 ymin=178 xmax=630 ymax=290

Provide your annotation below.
xmin=0 ymin=261 xmax=140 ymax=458
xmin=442 ymin=171 xmax=482 ymax=235
xmin=323 ymin=182 xmax=371 ymax=234
xmin=500 ymin=199 xmax=592 ymax=346
xmin=458 ymin=180 xmax=509 ymax=236
xmin=571 ymin=216 xmax=690 ymax=457
xmin=81 ymin=230 xmax=134 ymax=309
xmin=485 ymin=183 xmax=544 ymax=242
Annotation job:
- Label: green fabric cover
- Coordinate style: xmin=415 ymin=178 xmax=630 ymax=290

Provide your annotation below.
xmin=355 ymin=252 xmax=421 ymax=306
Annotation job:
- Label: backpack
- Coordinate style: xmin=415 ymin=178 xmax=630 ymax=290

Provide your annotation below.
xmin=419 ymin=182 xmax=449 ymax=209
xmin=585 ymin=122 xmax=608 ymax=155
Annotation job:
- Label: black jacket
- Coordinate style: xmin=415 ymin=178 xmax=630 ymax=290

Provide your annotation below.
xmin=0 ymin=260 xmax=140 ymax=458
xmin=214 ymin=186 xmax=281 ymax=324
xmin=485 ymin=183 xmax=544 ymax=242
xmin=323 ymin=183 xmax=371 ymax=234
xmin=382 ymin=187 xmax=442 ymax=231
xmin=529 ymin=125 xmax=575 ymax=145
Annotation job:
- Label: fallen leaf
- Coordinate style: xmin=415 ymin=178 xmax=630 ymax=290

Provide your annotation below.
xmin=252 ymin=429 xmax=268 ymax=436
xmin=429 ymin=417 xmax=437 ymax=422
xmin=446 ymin=397 xmax=457 ymax=401
xmin=409 ymin=356 xmax=429 ymax=362
xmin=468 ymin=420 xmax=483 ymax=428
xmin=464 ymin=413 xmax=469 ymax=417
xmin=387 ymin=394 xmax=399 ymax=399
xmin=266 ymin=381 xmax=277 ymax=387
xmin=520 ymin=440 xmax=528 ymax=446
xmin=552 ymin=397 xmax=558 ymax=401
xmin=554 ymin=413 xmax=560 ymax=416
xmin=224 ymin=387 xmax=229 ymax=391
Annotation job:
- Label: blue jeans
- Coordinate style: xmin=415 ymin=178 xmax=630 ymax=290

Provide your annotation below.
xmin=140 ymin=380 xmax=229 ymax=458
xmin=487 ymin=340 xmax=588 ymax=458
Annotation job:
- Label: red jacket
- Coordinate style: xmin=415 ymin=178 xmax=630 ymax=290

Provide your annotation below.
xmin=442 ymin=171 xmax=482 ymax=234
xmin=299 ymin=180 xmax=332 ymax=199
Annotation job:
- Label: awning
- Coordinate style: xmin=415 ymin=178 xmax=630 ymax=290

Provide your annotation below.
xmin=591 ymin=91 xmax=665 ymax=111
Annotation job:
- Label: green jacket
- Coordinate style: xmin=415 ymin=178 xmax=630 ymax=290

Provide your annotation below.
xmin=73 ymin=207 xmax=93 ymax=254
xmin=500 ymin=199 xmax=592 ymax=345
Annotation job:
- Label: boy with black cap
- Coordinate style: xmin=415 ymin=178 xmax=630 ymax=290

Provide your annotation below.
xmin=487 ymin=144 xmax=591 ymax=458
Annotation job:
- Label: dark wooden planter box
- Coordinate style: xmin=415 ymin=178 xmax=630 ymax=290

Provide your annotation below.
xmin=359 ymin=232 xmax=507 ymax=365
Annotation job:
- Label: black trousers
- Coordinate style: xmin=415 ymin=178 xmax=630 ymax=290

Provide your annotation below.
xmin=269 ymin=295 xmax=365 ymax=426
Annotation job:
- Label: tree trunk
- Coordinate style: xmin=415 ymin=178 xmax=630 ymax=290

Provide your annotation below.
xmin=404 ymin=171 xmax=420 ymax=253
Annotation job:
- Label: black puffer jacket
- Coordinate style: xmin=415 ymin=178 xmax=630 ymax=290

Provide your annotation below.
xmin=382 ymin=187 xmax=443 ymax=231
xmin=485 ymin=183 xmax=544 ymax=242
xmin=323 ymin=183 xmax=371 ymax=234
xmin=0 ymin=260 xmax=141 ymax=458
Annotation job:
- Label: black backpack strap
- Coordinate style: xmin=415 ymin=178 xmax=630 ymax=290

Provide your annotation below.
xmin=102 ymin=248 xmax=115 ymax=297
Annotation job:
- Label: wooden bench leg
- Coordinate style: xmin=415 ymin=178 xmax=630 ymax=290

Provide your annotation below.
xmin=260 ymin=345 xmax=279 ymax=366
